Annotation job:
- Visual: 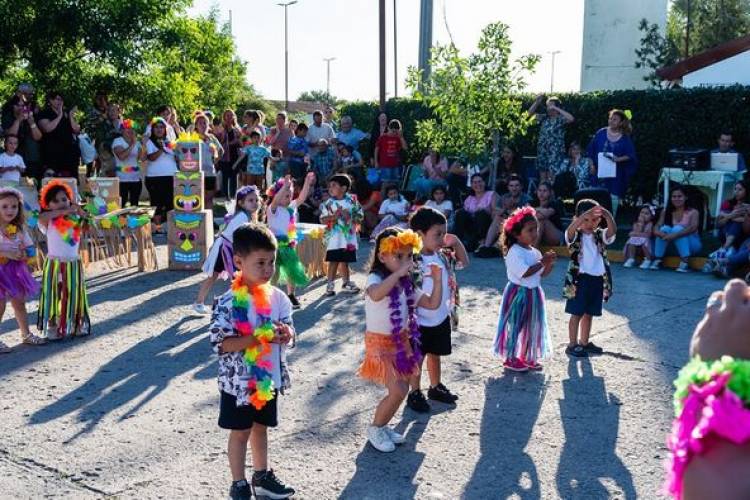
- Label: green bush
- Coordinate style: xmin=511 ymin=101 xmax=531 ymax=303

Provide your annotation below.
xmin=342 ymin=87 xmax=750 ymax=199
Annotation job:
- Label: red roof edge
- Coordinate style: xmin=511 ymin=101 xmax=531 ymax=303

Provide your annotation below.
xmin=657 ymin=34 xmax=750 ymax=81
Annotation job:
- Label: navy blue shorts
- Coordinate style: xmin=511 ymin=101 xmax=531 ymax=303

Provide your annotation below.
xmin=565 ymin=274 xmax=604 ymax=317
xmin=218 ymin=391 xmax=278 ymax=430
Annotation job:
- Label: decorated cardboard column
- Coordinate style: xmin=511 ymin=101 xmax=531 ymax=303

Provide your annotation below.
xmin=167 ymin=131 xmax=212 ymax=270
xmin=84 ymin=177 xmax=121 ymax=215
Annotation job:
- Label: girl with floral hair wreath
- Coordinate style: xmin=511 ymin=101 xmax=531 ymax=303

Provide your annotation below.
xmin=359 ymin=227 xmax=443 ymax=453
xmin=492 ymin=206 xmax=556 ymax=372
xmin=0 ymin=186 xmax=43 ymax=352
xmin=37 ymin=180 xmax=91 ymax=339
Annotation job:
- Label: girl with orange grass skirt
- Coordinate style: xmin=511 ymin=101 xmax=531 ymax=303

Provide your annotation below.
xmin=37 ymin=180 xmax=91 ymax=339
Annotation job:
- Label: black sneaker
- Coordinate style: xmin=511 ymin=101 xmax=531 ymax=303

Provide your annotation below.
xmin=251 ymin=469 xmax=295 ymax=499
xmin=583 ymin=342 xmax=604 ymax=354
xmin=406 ymin=389 xmax=430 ymax=413
xmin=229 ymin=479 xmax=251 ymax=500
xmin=288 ymin=293 xmax=301 ymax=310
xmin=428 ymin=383 xmax=458 ymax=404
xmin=565 ymin=344 xmax=588 ymax=357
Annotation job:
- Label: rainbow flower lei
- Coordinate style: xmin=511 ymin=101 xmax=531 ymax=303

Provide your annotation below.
xmin=231 ymin=273 xmax=276 ymax=410
xmin=665 ymin=356 xmax=750 ymax=499
xmin=52 ymin=215 xmax=83 ymax=246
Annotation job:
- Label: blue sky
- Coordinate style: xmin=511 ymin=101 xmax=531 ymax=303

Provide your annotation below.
xmin=189 ymin=0 xmax=585 ymax=101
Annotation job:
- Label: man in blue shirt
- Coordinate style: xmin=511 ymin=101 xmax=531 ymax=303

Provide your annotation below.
xmin=287 ymin=123 xmax=310 ymax=180
xmin=711 ymin=131 xmax=746 ymax=171
xmin=335 ymin=116 xmax=368 ymax=149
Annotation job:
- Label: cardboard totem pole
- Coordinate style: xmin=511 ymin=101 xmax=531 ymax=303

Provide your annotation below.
xmin=167 ymin=132 xmax=213 ymax=270
xmin=84 ymin=177 xmax=121 ymax=215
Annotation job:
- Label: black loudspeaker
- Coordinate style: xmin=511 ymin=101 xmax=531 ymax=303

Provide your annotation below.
xmin=574 ymin=187 xmax=613 ymax=214
xmin=668 ymin=148 xmax=709 ymax=171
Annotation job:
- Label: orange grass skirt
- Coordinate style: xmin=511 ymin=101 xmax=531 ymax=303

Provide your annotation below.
xmin=358 ymin=331 xmax=419 ymax=386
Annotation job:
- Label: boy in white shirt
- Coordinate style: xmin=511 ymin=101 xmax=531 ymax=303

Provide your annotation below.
xmin=0 ymin=135 xmax=26 ymax=183
xmin=563 ymin=199 xmax=617 ymax=357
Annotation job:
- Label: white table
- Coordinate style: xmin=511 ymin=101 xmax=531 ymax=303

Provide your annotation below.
xmin=658 ymin=168 xmax=743 ymax=234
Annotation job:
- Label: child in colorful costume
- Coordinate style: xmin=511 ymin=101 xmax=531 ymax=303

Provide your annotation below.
xmin=406 ymin=206 xmax=469 ymax=412
xmin=0 ymin=187 xmax=43 ymax=352
xmin=493 ymin=207 xmax=556 ymax=372
xmin=319 ymin=173 xmax=364 ymax=297
xmin=266 ymin=173 xmax=315 ymax=309
xmin=37 ymin=180 xmax=91 ymax=339
xmin=209 ymin=223 xmax=296 ymax=499
xmin=665 ymin=279 xmax=750 ymax=499
xmin=193 ymin=185 xmax=262 ymax=315
xmin=360 ymin=227 xmax=443 ymax=453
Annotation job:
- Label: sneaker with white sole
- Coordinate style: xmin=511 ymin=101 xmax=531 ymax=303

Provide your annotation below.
xmin=324 ymin=281 xmax=336 ymax=297
xmin=649 ymin=259 xmax=662 ymax=270
xmin=639 ymin=259 xmax=652 ymax=270
xmin=623 ymin=258 xmax=635 ymax=268
xmin=367 ymin=425 xmax=395 ymax=452
xmin=676 ymin=262 xmax=690 ymax=273
xmin=341 ymin=281 xmax=360 ymax=293
xmin=191 ymin=303 xmax=209 ymax=315
xmin=384 ymin=427 xmax=405 ymax=444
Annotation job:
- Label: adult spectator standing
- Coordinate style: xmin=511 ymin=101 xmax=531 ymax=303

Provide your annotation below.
xmin=310 ymin=139 xmax=336 ymax=184
xmin=369 ymin=110 xmax=389 ymax=164
xmin=96 ymin=103 xmax=122 ymax=177
xmin=242 ymin=110 xmax=265 ymax=142
xmin=83 ymin=90 xmax=109 ymax=177
xmin=335 ymin=115 xmax=368 ymax=149
xmin=711 ymin=131 xmax=746 ymax=171
xmin=194 ymin=113 xmax=223 ymax=209
xmin=268 ymin=111 xmax=293 ymax=172
xmin=306 ymin=110 xmax=335 ymax=146
xmin=142 ymin=117 xmax=177 ymax=230
xmin=216 ymin=109 xmax=242 ymax=199
xmin=454 ymin=173 xmax=497 ymax=252
xmin=169 ymin=106 xmax=184 ymax=136
xmin=37 ymin=91 xmax=81 ymax=178
xmin=587 ymin=109 xmax=637 ymax=216
xmin=528 ymin=95 xmax=575 ymax=183
xmin=111 ymin=121 xmax=143 ymax=207
xmin=323 ymin=105 xmax=337 ymax=132
xmin=1 ymin=93 xmax=42 ymax=183
xmin=144 ymin=106 xmax=177 ymax=142
xmin=373 ymin=119 xmax=407 ymax=185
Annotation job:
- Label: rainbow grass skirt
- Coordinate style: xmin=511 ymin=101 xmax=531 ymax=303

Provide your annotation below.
xmin=492 ymin=282 xmax=550 ymax=363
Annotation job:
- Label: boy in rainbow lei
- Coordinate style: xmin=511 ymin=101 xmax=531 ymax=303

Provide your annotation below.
xmin=319 ymin=173 xmax=364 ymax=297
xmin=209 ymin=223 xmax=296 ymax=500
xmin=266 ymin=172 xmax=315 ymax=309
xmin=665 ymin=279 xmax=750 ymax=500
xmin=37 ymin=180 xmax=91 ymax=339
xmin=359 ymin=227 xmax=443 ymax=453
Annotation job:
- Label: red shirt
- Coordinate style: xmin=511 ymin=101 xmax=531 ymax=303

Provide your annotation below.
xmin=376 ymin=134 xmax=402 ymax=168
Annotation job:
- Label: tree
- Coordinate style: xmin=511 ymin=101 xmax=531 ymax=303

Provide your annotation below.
xmin=405 ymin=22 xmax=539 ymax=171
xmin=635 ymin=19 xmax=680 ymax=88
xmin=667 ymin=0 xmax=750 ymax=57
xmin=297 ymin=90 xmax=339 ymax=106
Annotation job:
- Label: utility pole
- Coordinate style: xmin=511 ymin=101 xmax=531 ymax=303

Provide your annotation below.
xmin=379 ymin=0 xmax=386 ymax=110
xmin=277 ymin=1 xmax=298 ymax=111
xmin=393 ymin=0 xmax=398 ymax=98
xmin=418 ymin=0 xmax=433 ymax=90
xmin=323 ymin=57 xmax=336 ymax=96
xmin=548 ymin=50 xmax=561 ymax=92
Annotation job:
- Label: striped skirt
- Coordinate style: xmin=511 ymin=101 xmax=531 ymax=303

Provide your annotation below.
xmin=37 ymin=258 xmax=91 ymax=339
xmin=492 ymin=282 xmax=550 ymax=363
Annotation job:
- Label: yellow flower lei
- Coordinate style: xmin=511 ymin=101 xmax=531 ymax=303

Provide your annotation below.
xmin=379 ymin=229 xmax=423 ymax=255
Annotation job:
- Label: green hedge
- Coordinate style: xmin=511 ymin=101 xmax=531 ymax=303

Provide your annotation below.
xmin=341 ymin=87 xmax=750 ymax=199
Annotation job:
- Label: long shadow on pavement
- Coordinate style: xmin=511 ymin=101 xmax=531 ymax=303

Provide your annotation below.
xmin=556 ymin=358 xmax=636 ymax=499
xmin=27 ymin=317 xmax=209 ymax=442
xmin=462 ymin=373 xmax=546 ymax=499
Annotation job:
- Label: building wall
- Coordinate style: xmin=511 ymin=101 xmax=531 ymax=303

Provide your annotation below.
xmin=682 ymin=51 xmax=750 ymax=88
xmin=581 ymin=0 xmax=668 ymax=92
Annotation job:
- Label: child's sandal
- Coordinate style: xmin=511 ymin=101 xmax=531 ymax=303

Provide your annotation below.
xmin=22 ymin=334 xmax=47 ymax=346
xmin=0 ymin=340 xmax=11 ymax=354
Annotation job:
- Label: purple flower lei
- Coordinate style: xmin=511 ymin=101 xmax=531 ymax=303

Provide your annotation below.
xmin=388 ymin=276 xmax=422 ymax=375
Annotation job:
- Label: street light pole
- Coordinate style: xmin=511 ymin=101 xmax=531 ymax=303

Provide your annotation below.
xmin=548 ymin=50 xmax=561 ymax=92
xmin=393 ymin=0 xmax=398 ymax=98
xmin=379 ymin=0 xmax=386 ymax=110
xmin=277 ymin=1 xmax=298 ymax=112
xmin=323 ymin=57 xmax=336 ymax=96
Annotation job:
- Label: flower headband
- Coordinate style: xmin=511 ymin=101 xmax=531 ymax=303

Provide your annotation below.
xmin=0 ymin=186 xmax=23 ymax=204
xmin=236 ymin=185 xmax=260 ymax=199
xmin=503 ymin=206 xmax=537 ymax=234
xmin=150 ymin=116 xmax=168 ymax=127
xmin=266 ymin=179 xmax=288 ymax=199
xmin=120 ymin=119 xmax=136 ymax=131
xmin=39 ymin=180 xmax=74 ymax=210
xmin=379 ymin=229 xmax=423 ymax=255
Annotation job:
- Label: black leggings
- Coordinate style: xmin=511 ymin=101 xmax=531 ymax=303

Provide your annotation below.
xmin=218 ymin=160 xmax=238 ymax=199
xmin=119 ymin=181 xmax=143 ymax=208
xmin=454 ymin=209 xmax=492 ymax=251
xmin=145 ymin=176 xmax=174 ymax=220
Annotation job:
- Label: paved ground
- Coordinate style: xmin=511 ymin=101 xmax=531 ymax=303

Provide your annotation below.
xmin=0 ymin=240 xmax=721 ymax=499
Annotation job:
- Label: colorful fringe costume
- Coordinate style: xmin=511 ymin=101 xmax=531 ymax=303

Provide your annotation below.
xmin=0 ymin=224 xmax=39 ymax=301
xmin=266 ymin=180 xmax=309 ymax=288
xmin=492 ymin=282 xmax=550 ymax=363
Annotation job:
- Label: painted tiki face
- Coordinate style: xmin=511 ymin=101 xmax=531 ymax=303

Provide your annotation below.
xmin=173 ymin=171 xmax=204 ymax=212
xmin=167 ymin=211 xmax=212 ymax=270
xmin=175 ymin=134 xmax=202 ymax=172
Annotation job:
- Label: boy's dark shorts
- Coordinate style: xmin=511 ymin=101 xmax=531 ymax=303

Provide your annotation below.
xmin=565 ymin=274 xmax=604 ymax=317
xmin=325 ymin=248 xmax=357 ymax=263
xmin=218 ymin=390 xmax=278 ymax=430
xmin=419 ymin=316 xmax=452 ymax=356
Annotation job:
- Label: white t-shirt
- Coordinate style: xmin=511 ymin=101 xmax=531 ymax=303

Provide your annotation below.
xmin=145 ymin=141 xmax=178 ymax=177
xmin=220 ymin=211 xmax=250 ymax=243
xmin=379 ymin=197 xmax=409 ymax=217
xmin=505 ymin=244 xmax=543 ymax=288
xmin=425 ymin=199 xmax=453 ymax=217
xmin=267 ymin=202 xmax=298 ymax=238
xmin=306 ymin=123 xmax=336 ymax=145
xmin=0 ymin=152 xmax=26 ymax=183
xmin=416 ymin=253 xmax=451 ymax=327
xmin=565 ymin=229 xmax=615 ymax=277
xmin=111 ymin=137 xmax=142 ymax=183
xmin=40 ymin=219 xmax=80 ymax=260
xmin=319 ymin=196 xmax=360 ymax=251
xmin=365 ymin=273 xmax=423 ymax=334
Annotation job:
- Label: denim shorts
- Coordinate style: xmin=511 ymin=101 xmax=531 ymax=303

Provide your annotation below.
xmin=565 ymin=274 xmax=604 ymax=317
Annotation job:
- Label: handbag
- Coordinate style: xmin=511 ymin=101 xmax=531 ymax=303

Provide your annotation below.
xmin=78 ymin=133 xmax=97 ymax=164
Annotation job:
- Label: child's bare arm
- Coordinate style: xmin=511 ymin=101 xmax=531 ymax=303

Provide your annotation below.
xmin=221 ymin=335 xmax=260 ymax=353
xmin=416 ymin=265 xmax=443 ymax=310
xmin=600 ymin=208 xmax=617 ymax=239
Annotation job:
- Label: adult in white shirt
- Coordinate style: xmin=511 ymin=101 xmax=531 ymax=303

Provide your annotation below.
xmin=111 ymin=122 xmax=143 ymax=207
xmin=143 ymin=118 xmax=177 ymax=228
xmin=143 ymin=105 xmax=177 ymax=143
xmin=306 ymin=110 xmax=335 ymax=146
